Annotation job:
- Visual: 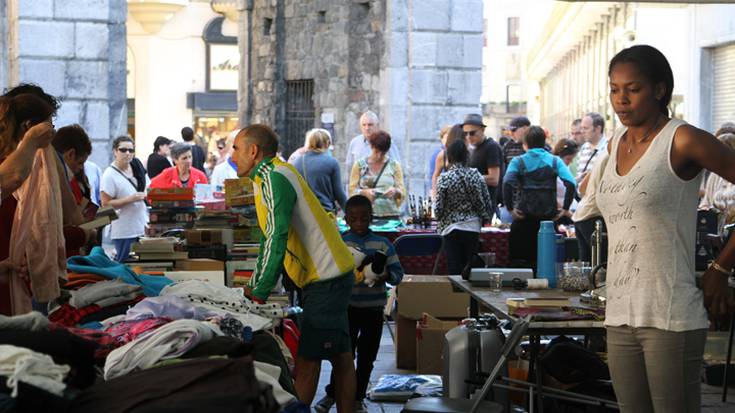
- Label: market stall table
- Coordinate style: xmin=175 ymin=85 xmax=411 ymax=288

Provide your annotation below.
xmin=448 ymin=275 xmax=614 ymax=413
xmin=377 ymin=227 xmax=510 ymax=274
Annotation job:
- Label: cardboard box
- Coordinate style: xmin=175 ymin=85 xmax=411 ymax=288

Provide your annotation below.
xmin=416 ymin=313 xmax=461 ymax=375
xmin=175 ymin=258 xmax=224 ymax=271
xmin=396 ymin=275 xmax=469 ymax=319
xmin=396 ymin=314 xmax=418 ymax=370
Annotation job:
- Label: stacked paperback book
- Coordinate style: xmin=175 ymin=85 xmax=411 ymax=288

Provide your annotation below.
xmin=146 ymin=188 xmax=197 ymax=236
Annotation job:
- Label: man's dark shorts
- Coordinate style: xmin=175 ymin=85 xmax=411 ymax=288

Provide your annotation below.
xmin=298 ymin=271 xmax=354 ymax=360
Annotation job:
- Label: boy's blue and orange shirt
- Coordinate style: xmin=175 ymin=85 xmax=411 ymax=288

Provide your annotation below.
xmin=248 ymin=157 xmax=354 ymax=301
xmin=342 ymin=230 xmax=404 ymax=309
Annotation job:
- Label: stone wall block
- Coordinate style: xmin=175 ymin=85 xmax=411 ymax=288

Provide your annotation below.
xmin=108 ymin=0 xmax=127 ymax=24
xmin=19 ymin=59 xmax=66 ymax=98
xmin=75 ymin=23 xmax=109 ymax=59
xmin=387 ymin=0 xmax=408 ymax=32
xmin=55 ymin=99 xmax=83 ymax=128
xmin=436 ymin=33 xmax=463 ymax=67
xmin=411 ymin=0 xmax=449 ymax=31
xmin=462 ymin=34 xmax=483 ymax=69
xmin=385 ymin=32 xmax=407 ymax=67
xmin=447 ymin=70 xmax=481 ymax=105
xmin=409 ymin=32 xmax=437 ymax=67
xmin=54 ymin=0 xmax=111 ymax=21
xmin=18 ymin=20 xmax=74 ymax=58
xmin=108 ymin=24 xmax=127 ymax=64
xmin=89 ymin=140 xmax=111 ymax=168
xmin=18 ymin=0 xmax=54 ymax=19
xmin=66 ymin=61 xmax=108 ymax=99
xmin=450 ymin=0 xmax=483 ymax=33
xmin=83 ymin=101 xmax=110 ymax=140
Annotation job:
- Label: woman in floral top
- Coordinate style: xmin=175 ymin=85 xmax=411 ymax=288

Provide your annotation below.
xmin=349 ymin=130 xmax=405 ymax=219
xmin=435 ymin=139 xmax=494 ymax=274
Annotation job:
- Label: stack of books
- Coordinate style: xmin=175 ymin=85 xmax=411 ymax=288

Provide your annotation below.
xmin=147 ymin=188 xmax=197 ymax=236
xmin=228 ymin=243 xmax=260 ymax=287
xmin=130 ymin=237 xmax=187 ymax=271
xmin=224 ymin=177 xmax=255 ymax=208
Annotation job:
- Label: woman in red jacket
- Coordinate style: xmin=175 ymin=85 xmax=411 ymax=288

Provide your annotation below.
xmin=149 ymin=142 xmax=208 ymax=188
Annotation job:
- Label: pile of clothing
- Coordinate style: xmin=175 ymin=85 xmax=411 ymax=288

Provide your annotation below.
xmin=0 ymin=248 xmax=305 ymax=413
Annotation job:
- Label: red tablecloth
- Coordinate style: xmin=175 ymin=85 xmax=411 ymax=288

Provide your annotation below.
xmin=377 ymin=228 xmax=510 ymax=275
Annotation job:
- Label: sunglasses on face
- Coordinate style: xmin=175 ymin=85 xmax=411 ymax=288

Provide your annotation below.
xmin=117 ymin=148 xmax=135 ymax=153
xmin=217 ymin=146 xmax=225 ymax=150
xmin=464 ymin=130 xmax=479 ymax=137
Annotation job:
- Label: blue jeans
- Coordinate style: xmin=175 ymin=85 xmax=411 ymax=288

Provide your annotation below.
xmin=113 ymin=237 xmax=138 ymax=262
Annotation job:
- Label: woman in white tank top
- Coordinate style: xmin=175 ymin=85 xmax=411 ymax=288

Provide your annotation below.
xmin=597 ymin=45 xmax=735 ymax=413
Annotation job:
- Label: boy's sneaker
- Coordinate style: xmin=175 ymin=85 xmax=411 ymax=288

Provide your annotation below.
xmin=314 ymin=395 xmax=335 ymax=413
xmin=355 ymin=400 xmax=369 ymax=413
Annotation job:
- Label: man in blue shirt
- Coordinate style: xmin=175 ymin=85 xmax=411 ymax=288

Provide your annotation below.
xmin=503 ymin=125 xmax=576 ymax=265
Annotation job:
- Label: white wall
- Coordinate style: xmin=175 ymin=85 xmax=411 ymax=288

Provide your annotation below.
xmin=127 ymin=3 xmax=218 ymax=160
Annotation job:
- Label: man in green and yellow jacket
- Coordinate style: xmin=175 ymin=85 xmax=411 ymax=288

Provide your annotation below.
xmin=233 ymin=124 xmax=356 ymax=412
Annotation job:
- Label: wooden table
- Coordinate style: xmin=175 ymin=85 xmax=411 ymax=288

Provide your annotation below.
xmin=448 ymin=276 xmax=614 ymax=412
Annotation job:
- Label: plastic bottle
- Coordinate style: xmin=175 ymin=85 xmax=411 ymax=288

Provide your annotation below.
xmin=537 ymin=221 xmax=557 ymax=288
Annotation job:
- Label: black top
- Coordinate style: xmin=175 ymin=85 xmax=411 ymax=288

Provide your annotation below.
xmin=147 ymin=153 xmax=172 ymax=179
xmin=190 ymin=144 xmax=206 ymax=172
xmin=468 ymin=137 xmax=503 ymax=204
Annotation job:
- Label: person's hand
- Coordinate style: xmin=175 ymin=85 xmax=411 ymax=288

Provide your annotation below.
xmin=361 ymin=188 xmax=375 ymax=202
xmin=129 ymin=192 xmax=146 ymax=203
xmin=555 ymin=209 xmax=571 ymax=221
xmin=511 ymin=208 xmax=526 ymax=220
xmin=0 ymin=259 xmax=26 ymax=282
xmin=702 ymin=267 xmax=735 ymax=324
xmin=83 ymin=228 xmax=97 ymax=244
xmin=243 ymin=286 xmax=265 ymax=304
xmin=23 ymin=121 xmax=55 ymax=149
xmin=384 ymin=187 xmax=397 ymax=199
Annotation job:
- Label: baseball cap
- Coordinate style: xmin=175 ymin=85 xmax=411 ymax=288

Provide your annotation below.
xmin=462 ymin=113 xmax=486 ymax=128
xmin=508 ymin=116 xmax=531 ymax=131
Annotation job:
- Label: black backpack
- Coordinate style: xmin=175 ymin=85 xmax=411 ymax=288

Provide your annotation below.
xmin=515 ymin=157 xmax=558 ymax=219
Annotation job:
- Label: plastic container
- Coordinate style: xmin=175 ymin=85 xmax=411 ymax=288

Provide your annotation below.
xmin=537 ymin=221 xmax=557 ymax=288
xmin=558 ymin=261 xmax=590 ymax=292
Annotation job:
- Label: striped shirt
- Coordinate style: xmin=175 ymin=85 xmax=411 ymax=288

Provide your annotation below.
xmin=575 ymin=136 xmax=608 ymax=182
xmin=342 ymin=231 xmax=404 ymax=308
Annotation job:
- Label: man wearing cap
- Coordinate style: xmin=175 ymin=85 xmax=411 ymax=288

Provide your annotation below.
xmin=463 ymin=114 xmax=503 ymax=215
xmin=503 ymin=116 xmax=531 ymax=166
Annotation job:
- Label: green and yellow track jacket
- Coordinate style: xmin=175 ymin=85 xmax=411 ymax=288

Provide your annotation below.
xmin=248 ymin=157 xmax=354 ymax=300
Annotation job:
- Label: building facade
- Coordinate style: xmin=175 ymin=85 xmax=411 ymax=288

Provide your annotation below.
xmin=524 ymin=2 xmax=735 ymax=139
xmin=480 ymin=0 xmax=554 ymax=138
xmin=0 ymin=0 xmax=127 ymax=167
xmin=238 ymin=0 xmax=485 ymax=193
xmin=127 ymin=0 xmax=240 ymax=163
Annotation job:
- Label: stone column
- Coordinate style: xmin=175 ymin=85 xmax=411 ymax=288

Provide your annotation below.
xmin=6 ymin=0 xmax=128 ymax=167
xmin=382 ymin=0 xmax=484 ymax=194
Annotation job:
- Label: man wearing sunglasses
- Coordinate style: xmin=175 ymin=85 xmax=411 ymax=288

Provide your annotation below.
xmin=462 ymin=114 xmax=502 ymax=218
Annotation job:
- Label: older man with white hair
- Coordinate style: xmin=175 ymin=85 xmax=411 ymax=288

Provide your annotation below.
xmin=209 ymin=129 xmax=241 ymax=189
xmin=344 ymin=110 xmax=401 ymax=174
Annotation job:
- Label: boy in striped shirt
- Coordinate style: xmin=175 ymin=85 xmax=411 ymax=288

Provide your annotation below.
xmin=316 ymin=195 xmax=404 ymax=413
